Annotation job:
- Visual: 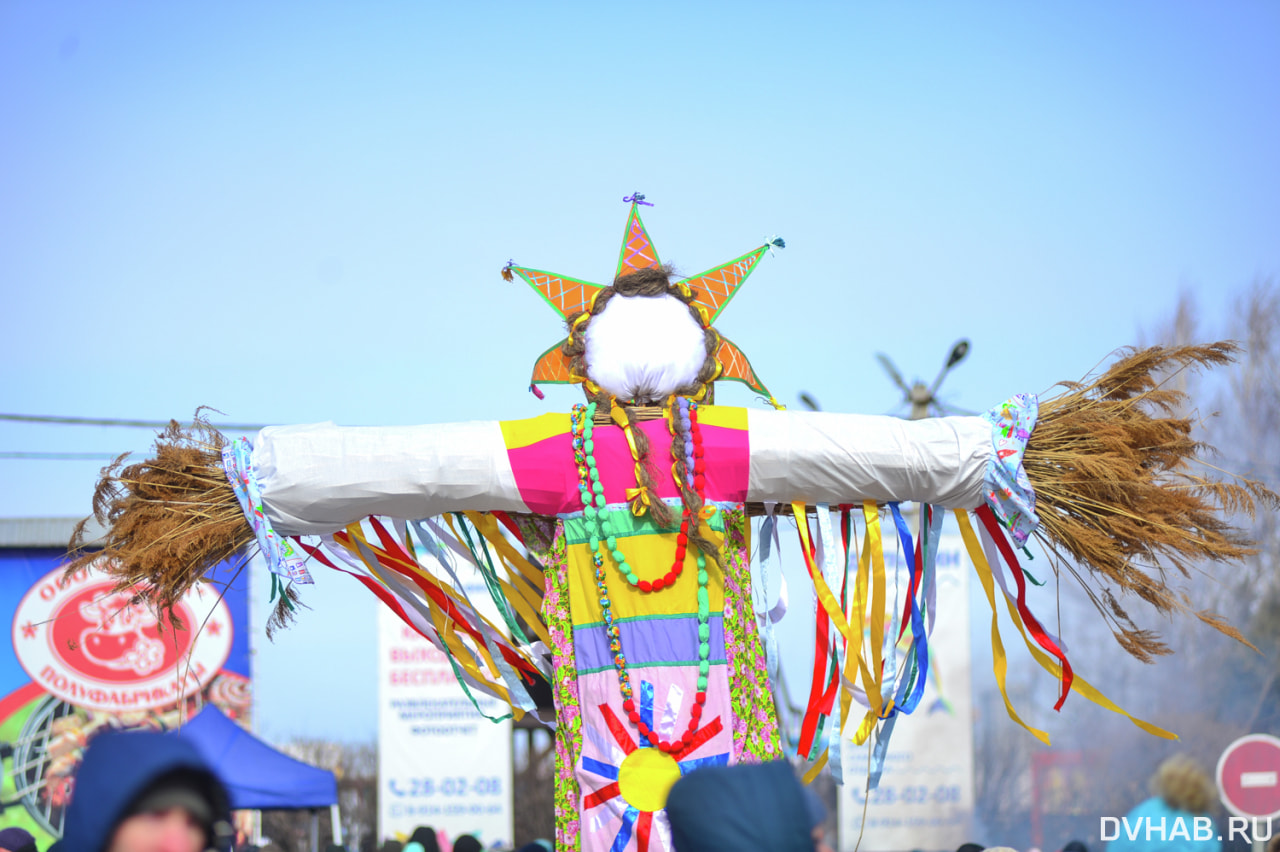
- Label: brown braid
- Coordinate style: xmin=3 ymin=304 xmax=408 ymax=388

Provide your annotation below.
xmin=616 ymin=401 xmax=675 ymax=529
xmin=669 ymin=401 xmax=725 ymax=571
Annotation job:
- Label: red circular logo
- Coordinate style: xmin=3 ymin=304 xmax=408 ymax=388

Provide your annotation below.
xmin=47 ymin=585 xmax=197 ymax=683
xmin=11 ymin=561 xmax=233 ymax=712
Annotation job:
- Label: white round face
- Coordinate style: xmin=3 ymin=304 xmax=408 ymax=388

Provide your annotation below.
xmin=583 ymin=293 xmax=708 ymax=403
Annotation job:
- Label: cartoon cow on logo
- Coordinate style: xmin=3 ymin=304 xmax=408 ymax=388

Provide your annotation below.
xmin=78 ymin=592 xmax=165 ymax=676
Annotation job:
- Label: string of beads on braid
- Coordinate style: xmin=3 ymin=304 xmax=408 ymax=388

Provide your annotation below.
xmin=668 ymin=395 xmax=725 ymax=573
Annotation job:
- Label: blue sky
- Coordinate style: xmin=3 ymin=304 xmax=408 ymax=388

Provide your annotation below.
xmin=2 ymin=2 xmax=1278 ymax=743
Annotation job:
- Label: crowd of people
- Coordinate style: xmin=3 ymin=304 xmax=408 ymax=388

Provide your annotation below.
xmin=378 ymin=828 xmax=545 ymax=852
xmin=12 ymin=732 xmax=1278 ymax=852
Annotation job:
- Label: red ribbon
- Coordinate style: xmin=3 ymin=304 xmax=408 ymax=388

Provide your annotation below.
xmin=976 ymin=505 xmax=1074 ymax=710
xmin=491 ymin=510 xmax=524 ymax=543
xmin=583 ymin=782 xmax=620 ymax=810
xmin=897 ymin=509 xmax=926 ymax=643
xmin=795 ymin=513 xmax=834 ymax=759
xmin=671 ymin=715 xmax=724 ymax=761
xmin=599 ymin=703 xmax=638 ymax=755
xmin=636 ymin=810 xmax=653 ymax=852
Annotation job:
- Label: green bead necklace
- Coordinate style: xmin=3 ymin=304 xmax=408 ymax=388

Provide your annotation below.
xmin=570 ymin=399 xmax=711 ymax=753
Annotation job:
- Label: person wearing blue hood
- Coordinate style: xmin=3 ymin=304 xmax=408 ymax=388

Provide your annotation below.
xmin=664 ymin=761 xmax=832 ymax=852
xmin=57 ymin=729 xmax=232 ymax=852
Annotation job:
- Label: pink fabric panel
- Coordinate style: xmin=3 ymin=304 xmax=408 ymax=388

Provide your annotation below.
xmin=506 ymin=420 xmax=750 ymax=515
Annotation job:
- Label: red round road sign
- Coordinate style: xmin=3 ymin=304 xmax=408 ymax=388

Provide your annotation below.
xmin=1217 ymin=733 xmax=1280 ymax=820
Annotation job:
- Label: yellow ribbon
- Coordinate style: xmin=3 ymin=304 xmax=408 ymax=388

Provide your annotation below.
xmin=343 ymin=523 xmax=511 ymax=705
xmin=801 ymin=750 xmax=829 ymax=785
xmin=461 ymin=512 xmax=552 ymax=649
xmin=848 ymin=502 xmax=890 ymax=744
xmin=792 ymin=502 xmax=882 ymax=747
xmin=465 ymin=512 xmax=544 ymax=591
xmin=843 ymin=522 xmax=871 ymax=744
xmin=610 ymin=399 xmax=630 ymax=428
xmin=611 ymin=403 xmax=642 ymax=461
xmin=624 ymin=485 xmax=652 ymax=516
xmin=445 ymin=515 xmax=539 ymax=635
xmin=852 ymin=712 xmax=877 ymax=746
xmin=694 ymin=516 xmax=725 ymax=551
xmin=862 ymin=502 xmax=887 ymax=717
xmin=608 ymin=401 xmax=655 ymax=517
xmin=953 ymin=510 xmax=1050 ymax=744
xmin=953 ymin=510 xmax=1176 ymax=741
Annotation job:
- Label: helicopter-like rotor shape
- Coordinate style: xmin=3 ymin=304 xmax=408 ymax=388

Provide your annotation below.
xmin=876 ymin=339 xmax=972 ymax=420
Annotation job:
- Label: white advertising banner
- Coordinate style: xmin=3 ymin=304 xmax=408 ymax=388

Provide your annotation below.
xmin=378 ymin=603 xmax=513 ymax=847
xmin=839 ymin=533 xmax=975 ymax=850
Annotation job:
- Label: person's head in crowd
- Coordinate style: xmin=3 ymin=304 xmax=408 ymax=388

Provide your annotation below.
xmin=956 ymin=843 xmax=984 ymax=852
xmin=513 ymin=842 xmax=551 ymax=852
xmin=407 ymin=829 xmax=439 ymax=852
xmin=0 ymin=828 xmax=38 ymax=852
xmin=59 ymin=729 xmax=231 ymax=852
xmin=665 ymin=760 xmax=831 ymax=852
xmin=450 ymin=836 xmax=481 ymax=852
xmin=1150 ymin=754 xmax=1216 ymax=814
xmin=1060 ymin=840 xmax=1088 ymax=852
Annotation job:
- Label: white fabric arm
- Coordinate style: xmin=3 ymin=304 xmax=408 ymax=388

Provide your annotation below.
xmin=745 ymin=409 xmax=990 ymax=509
xmin=252 ymin=421 xmax=528 ymax=536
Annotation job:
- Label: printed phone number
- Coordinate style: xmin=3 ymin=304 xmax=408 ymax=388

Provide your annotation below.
xmin=388 ymin=776 xmax=505 ymax=798
xmin=849 ymin=784 xmax=963 ymax=806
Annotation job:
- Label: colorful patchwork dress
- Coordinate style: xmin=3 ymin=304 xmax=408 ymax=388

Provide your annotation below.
xmin=503 ymin=408 xmax=781 ymax=852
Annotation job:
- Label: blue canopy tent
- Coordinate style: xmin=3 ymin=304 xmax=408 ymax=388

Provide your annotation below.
xmin=178 ymin=704 xmax=340 ymax=850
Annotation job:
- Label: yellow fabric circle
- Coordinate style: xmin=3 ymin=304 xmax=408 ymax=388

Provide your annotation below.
xmin=617 ymin=747 xmax=682 ymax=813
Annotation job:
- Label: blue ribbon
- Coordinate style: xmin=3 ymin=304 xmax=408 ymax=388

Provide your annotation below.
xmin=888 ymin=503 xmax=930 ymax=716
xmin=639 ymin=679 xmax=655 ymax=736
xmin=678 ymin=753 xmax=730 ymax=774
xmin=611 ymin=807 xmax=639 ymax=852
xmin=622 ymin=193 xmax=653 ymax=206
xmin=582 ymin=756 xmax=619 ymax=781
xmin=866 ymin=504 xmax=933 ymax=789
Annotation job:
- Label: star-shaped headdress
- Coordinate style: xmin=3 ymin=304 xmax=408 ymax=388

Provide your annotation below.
xmin=504 ymin=195 xmax=784 ymax=405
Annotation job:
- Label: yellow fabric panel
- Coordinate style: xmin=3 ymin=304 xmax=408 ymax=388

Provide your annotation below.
xmin=696 ymin=404 xmax=747 ymax=430
xmin=500 ymin=405 xmax=744 ymax=450
xmin=566 ymin=540 xmax=724 ymax=625
xmin=499 ymin=412 xmax=570 ymax=451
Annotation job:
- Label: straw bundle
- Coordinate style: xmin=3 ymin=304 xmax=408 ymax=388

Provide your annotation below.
xmin=1025 ymin=342 xmax=1279 ymax=662
xmin=66 ymin=412 xmax=251 ymax=626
